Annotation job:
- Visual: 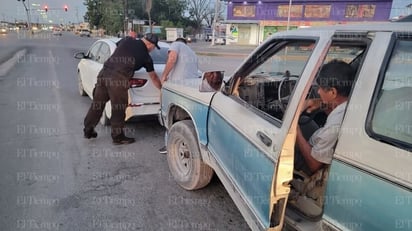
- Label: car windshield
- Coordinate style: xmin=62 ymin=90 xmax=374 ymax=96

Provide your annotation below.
xmin=149 ymin=47 xmax=168 ymax=64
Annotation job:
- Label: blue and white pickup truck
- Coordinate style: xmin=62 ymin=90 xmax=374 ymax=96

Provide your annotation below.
xmin=159 ymin=22 xmax=412 ymax=231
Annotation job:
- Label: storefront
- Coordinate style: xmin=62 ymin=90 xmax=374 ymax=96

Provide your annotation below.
xmin=224 ymin=20 xmax=259 ymax=45
xmin=224 ymin=0 xmax=393 ymax=45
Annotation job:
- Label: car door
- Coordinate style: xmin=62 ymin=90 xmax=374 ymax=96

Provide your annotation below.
xmin=82 ymin=41 xmax=103 ymax=96
xmin=206 ymin=31 xmax=333 ymax=230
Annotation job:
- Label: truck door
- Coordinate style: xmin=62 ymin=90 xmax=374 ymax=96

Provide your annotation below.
xmin=206 ymin=32 xmax=333 ymax=230
xmin=324 ymin=31 xmax=412 ymax=231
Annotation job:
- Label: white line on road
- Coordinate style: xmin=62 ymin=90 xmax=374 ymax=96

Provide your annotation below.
xmin=0 ymin=49 xmax=27 ymax=77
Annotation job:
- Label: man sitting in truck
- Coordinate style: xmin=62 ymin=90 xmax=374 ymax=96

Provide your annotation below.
xmin=294 ymin=60 xmax=355 ymax=175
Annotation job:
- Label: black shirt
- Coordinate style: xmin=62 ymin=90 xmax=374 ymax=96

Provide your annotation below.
xmin=104 ymin=37 xmax=155 ymax=79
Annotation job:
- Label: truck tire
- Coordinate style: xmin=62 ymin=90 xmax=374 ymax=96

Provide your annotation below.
xmin=167 ymin=120 xmax=214 ymax=190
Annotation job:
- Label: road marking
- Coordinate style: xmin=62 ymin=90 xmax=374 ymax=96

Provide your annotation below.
xmin=0 ymin=49 xmax=27 ymax=76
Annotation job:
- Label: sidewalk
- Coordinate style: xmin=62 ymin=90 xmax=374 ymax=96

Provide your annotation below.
xmin=188 ymin=41 xmax=257 ymax=57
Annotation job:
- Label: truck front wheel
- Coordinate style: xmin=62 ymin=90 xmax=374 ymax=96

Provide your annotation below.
xmin=167 ymin=120 xmax=214 ymax=190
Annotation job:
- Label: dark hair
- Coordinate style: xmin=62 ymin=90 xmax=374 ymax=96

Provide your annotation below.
xmin=175 ymin=38 xmax=187 ymax=44
xmin=316 ymin=59 xmax=355 ymax=97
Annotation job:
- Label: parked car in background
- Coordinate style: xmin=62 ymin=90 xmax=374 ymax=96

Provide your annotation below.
xmin=185 ymin=35 xmax=196 ymax=43
xmin=74 ymin=38 xmax=169 ymax=125
xmin=159 ymin=22 xmax=412 ymax=231
xmin=214 ymin=36 xmax=226 ymax=45
xmin=79 ymin=29 xmax=91 ymax=37
xmin=204 ymin=33 xmax=212 ymax=42
xmin=52 ymin=28 xmax=62 ymax=36
xmin=0 ymin=27 xmax=8 ymax=34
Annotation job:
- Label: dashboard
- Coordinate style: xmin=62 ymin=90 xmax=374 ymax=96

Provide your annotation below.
xmin=238 ymin=74 xmax=298 ymax=120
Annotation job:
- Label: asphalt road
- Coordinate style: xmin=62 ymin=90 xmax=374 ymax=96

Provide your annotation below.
xmin=0 ymin=31 xmax=250 ymax=231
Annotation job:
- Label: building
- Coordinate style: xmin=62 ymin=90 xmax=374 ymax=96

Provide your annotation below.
xmin=223 ymin=0 xmax=393 ymax=45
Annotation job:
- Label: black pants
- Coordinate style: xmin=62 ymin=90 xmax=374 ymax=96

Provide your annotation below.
xmin=294 ymin=116 xmax=320 ymax=176
xmin=84 ymin=68 xmax=129 ymax=139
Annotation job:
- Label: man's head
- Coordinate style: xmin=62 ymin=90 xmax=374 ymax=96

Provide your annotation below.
xmin=128 ymin=30 xmax=137 ymax=39
xmin=316 ymin=60 xmax=355 ymax=105
xmin=204 ymin=71 xmax=223 ymax=91
xmin=175 ymin=38 xmax=187 ymax=44
xmin=143 ymin=33 xmax=160 ymax=51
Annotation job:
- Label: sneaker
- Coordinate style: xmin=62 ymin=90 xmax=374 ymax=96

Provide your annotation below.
xmin=158 ymin=146 xmax=167 ymax=154
xmin=84 ymin=127 xmax=98 ymax=139
xmin=112 ymin=134 xmax=135 ymax=145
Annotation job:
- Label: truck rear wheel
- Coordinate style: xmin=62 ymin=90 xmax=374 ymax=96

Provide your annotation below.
xmin=167 ymin=120 xmax=213 ymax=190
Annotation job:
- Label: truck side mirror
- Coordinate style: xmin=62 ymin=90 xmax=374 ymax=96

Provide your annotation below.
xmin=199 ymin=71 xmax=224 ymax=92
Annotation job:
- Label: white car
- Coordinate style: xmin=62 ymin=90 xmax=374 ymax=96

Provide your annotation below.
xmin=79 ymin=29 xmax=91 ymax=37
xmin=75 ymin=37 xmax=169 ymax=125
xmin=52 ymin=28 xmax=62 ymax=36
xmin=0 ymin=27 xmax=8 ymax=34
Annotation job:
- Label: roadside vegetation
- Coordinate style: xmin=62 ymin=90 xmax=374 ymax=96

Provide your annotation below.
xmin=83 ymin=0 xmax=223 ymax=37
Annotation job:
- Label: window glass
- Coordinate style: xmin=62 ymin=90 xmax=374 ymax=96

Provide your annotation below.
xmin=233 ymin=5 xmax=256 ymax=17
xmin=237 ymin=41 xmax=315 ymax=121
xmin=277 ymin=5 xmax=303 ymax=18
xmin=370 ymin=39 xmax=412 ymax=147
xmin=99 ymin=43 xmax=111 ymax=63
xmin=304 ymin=5 xmax=331 ymax=18
xmin=150 ymin=46 xmax=168 ymax=64
xmin=345 ymin=4 xmax=376 ymax=18
xmin=88 ymin=42 xmax=101 ymax=61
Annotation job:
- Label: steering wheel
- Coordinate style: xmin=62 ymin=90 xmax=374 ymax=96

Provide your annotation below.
xmin=277 ymin=75 xmax=299 ymax=112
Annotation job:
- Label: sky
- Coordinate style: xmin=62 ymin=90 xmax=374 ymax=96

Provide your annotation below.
xmin=0 ymin=0 xmax=87 ymax=24
xmin=1 ymin=0 xmax=411 ymax=24
xmin=390 ymin=0 xmax=412 ymax=17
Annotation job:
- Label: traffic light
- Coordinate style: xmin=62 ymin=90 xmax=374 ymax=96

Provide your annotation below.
xmin=64 ymin=5 xmax=68 ymax=12
xmin=44 ymin=5 xmax=48 ymax=12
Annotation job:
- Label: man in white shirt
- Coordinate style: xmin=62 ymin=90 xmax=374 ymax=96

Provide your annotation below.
xmin=295 ymin=60 xmax=355 ymax=175
xmin=159 ymin=38 xmax=200 ymax=154
xmin=161 ymin=38 xmax=199 ymax=82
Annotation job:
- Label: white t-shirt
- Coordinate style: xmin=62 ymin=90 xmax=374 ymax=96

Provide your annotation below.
xmin=309 ymin=101 xmax=347 ymax=164
xmin=168 ymin=41 xmax=199 ymax=81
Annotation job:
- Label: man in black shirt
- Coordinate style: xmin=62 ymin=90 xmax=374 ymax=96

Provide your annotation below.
xmin=83 ymin=33 xmax=162 ymax=145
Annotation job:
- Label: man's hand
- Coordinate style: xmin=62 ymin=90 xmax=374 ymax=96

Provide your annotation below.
xmin=148 ymin=71 xmax=162 ymax=90
xmin=160 ymin=50 xmax=177 ymax=84
xmin=303 ymin=98 xmax=322 ymax=113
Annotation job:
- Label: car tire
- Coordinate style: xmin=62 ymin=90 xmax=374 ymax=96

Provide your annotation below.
xmin=167 ymin=120 xmax=214 ymax=190
xmin=77 ymin=72 xmax=87 ymax=96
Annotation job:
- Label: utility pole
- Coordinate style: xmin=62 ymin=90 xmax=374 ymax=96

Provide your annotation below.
xmin=211 ymin=0 xmax=220 ymax=46
xmin=146 ymin=0 xmax=152 ymax=34
xmin=75 ymin=6 xmax=79 ymax=23
xmin=287 ymin=0 xmax=292 ymax=31
xmin=123 ymin=0 xmax=128 ymax=34
xmin=17 ymin=0 xmax=32 ymax=33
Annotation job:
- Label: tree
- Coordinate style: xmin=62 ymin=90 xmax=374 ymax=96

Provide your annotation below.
xmin=84 ymin=0 xmax=103 ymax=28
xmin=83 ymin=0 xmax=188 ymax=35
xmin=99 ymin=1 xmax=124 ymax=35
xmin=185 ymin=0 xmax=225 ymax=33
xmin=187 ymin=0 xmax=211 ymax=31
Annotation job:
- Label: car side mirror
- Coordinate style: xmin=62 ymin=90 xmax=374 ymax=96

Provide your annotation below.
xmin=199 ymin=71 xmax=224 ymax=92
xmin=74 ymin=52 xmax=86 ymax=59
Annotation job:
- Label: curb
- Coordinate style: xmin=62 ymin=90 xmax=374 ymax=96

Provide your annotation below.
xmin=195 ymin=51 xmax=249 ymax=58
xmin=0 ymin=49 xmax=27 ymax=76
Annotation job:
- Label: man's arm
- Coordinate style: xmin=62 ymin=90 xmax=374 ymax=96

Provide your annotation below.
xmin=296 ymin=126 xmax=324 ymax=174
xmin=161 ymin=50 xmax=178 ymax=83
xmin=148 ymin=71 xmax=162 ymax=90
